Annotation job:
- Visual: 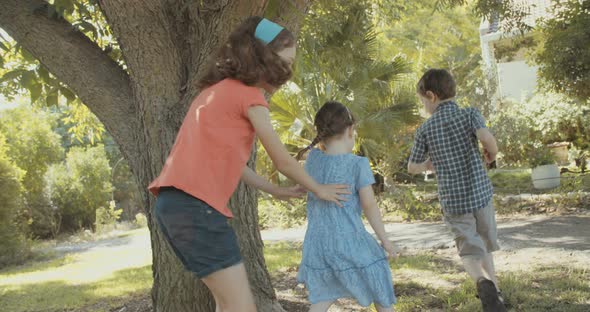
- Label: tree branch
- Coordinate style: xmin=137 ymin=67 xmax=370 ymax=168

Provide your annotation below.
xmin=98 ymin=0 xmax=184 ymax=108
xmin=0 ymin=0 xmax=138 ymax=158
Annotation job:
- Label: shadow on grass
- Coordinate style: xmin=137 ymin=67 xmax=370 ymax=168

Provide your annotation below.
xmin=392 ymin=253 xmax=463 ymax=274
xmin=265 ymin=243 xmax=590 ymax=312
xmin=0 ymin=265 xmax=152 ymax=312
xmin=0 ymin=252 xmax=77 ymax=276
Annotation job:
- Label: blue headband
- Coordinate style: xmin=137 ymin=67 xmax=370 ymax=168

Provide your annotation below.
xmin=255 ymin=18 xmax=284 ymax=45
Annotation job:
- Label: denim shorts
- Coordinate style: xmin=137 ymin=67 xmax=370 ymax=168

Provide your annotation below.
xmin=154 ymin=187 xmax=242 ymax=278
xmin=443 ymin=200 xmax=500 ymax=259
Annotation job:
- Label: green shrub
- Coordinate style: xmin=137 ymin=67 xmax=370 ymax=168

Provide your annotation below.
xmin=490 ymin=93 xmax=589 ymax=167
xmin=95 ymin=201 xmax=122 ymax=233
xmin=258 ymin=197 xmax=306 ymax=229
xmin=0 ymin=134 xmax=30 ymax=268
xmin=526 ymin=144 xmax=556 ymax=168
xmin=0 ymin=107 xmax=64 ymax=238
xmin=45 ymin=145 xmax=112 ymax=233
xmin=134 ymin=213 xmax=148 ymax=228
xmin=379 ymin=187 xmax=441 ymax=221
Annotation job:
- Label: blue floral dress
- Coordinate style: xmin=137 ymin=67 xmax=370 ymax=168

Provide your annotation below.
xmin=297 ymin=148 xmax=396 ymax=307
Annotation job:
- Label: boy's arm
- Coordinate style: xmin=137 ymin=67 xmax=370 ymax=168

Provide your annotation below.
xmin=407 ymin=127 xmax=431 ymax=174
xmin=476 ymin=128 xmax=498 ymax=164
xmin=470 ymin=108 xmax=498 ymax=164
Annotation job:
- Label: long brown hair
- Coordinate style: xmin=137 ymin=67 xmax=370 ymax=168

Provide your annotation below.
xmin=198 ymin=16 xmax=296 ymax=89
xmin=296 ymin=101 xmax=356 ymax=160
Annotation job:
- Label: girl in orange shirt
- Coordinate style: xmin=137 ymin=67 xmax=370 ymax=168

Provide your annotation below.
xmin=149 ymin=17 xmax=349 ymax=312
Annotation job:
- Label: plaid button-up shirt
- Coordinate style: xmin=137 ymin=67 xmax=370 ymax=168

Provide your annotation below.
xmin=409 ymin=101 xmax=493 ymax=215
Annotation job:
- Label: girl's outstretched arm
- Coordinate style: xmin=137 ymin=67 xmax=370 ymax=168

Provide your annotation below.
xmin=241 ymin=166 xmax=305 ymax=200
xmin=359 ymin=185 xmax=397 ymax=258
xmin=247 ymin=106 xmax=350 ymax=206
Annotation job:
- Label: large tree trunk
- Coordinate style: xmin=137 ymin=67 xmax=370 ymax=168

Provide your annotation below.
xmin=0 ymin=0 xmax=311 ymax=311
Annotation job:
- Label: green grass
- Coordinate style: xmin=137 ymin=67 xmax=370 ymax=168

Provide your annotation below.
xmin=264 ymin=242 xmax=303 ymax=273
xmin=0 ymin=228 xmax=152 ymax=312
xmin=0 ymin=266 xmax=151 ymax=312
xmin=2 ymin=237 xmax=588 ymax=312
xmin=412 ymin=170 xmax=589 ymax=195
xmin=264 ymin=243 xmax=590 ymax=312
xmin=489 ymin=169 xmax=535 ymax=194
xmin=490 ymin=170 xmax=589 ymax=194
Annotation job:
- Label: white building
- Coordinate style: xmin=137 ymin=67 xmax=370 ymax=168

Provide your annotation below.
xmin=479 ymin=0 xmax=553 ymax=101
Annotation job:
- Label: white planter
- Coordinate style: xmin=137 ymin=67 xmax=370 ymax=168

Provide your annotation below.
xmin=531 ymin=164 xmax=561 ymax=189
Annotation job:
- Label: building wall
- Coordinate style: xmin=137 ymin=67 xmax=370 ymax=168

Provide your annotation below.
xmin=497 ymin=60 xmax=538 ymax=101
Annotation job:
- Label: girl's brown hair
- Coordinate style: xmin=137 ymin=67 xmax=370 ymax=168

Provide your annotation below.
xmin=296 ymin=101 xmax=356 ymax=160
xmin=198 ymin=16 xmax=295 ymax=89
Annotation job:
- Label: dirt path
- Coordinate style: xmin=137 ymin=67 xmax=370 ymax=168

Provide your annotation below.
xmin=262 ymin=212 xmax=590 ymax=270
xmin=40 ymin=213 xmax=589 ymax=312
xmin=50 ymin=212 xmax=590 ymax=272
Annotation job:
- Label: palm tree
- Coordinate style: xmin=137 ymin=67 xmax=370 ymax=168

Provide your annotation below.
xmin=260 ymin=0 xmax=421 ymax=185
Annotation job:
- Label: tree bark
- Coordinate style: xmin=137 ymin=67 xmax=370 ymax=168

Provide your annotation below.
xmin=0 ymin=0 xmax=312 ymax=311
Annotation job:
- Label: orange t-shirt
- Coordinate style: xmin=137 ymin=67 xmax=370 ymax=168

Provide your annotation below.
xmin=148 ymin=79 xmax=268 ymax=218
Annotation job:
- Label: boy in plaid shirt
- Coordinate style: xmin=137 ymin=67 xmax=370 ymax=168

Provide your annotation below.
xmin=408 ymin=69 xmax=506 ymax=312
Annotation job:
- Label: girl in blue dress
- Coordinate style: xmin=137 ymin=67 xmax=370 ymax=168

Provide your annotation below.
xmin=296 ymin=101 xmax=397 ymax=312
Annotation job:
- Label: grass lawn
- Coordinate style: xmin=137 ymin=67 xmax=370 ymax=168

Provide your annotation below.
xmin=265 ymin=242 xmax=590 ymax=312
xmin=1 ymin=235 xmax=588 ymax=311
xmin=0 ymin=229 xmax=152 ymax=312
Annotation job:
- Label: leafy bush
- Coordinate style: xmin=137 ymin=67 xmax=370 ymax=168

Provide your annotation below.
xmin=104 ymin=135 xmax=143 ymax=221
xmin=0 ymin=134 xmax=30 ymax=268
xmin=45 ymin=145 xmax=112 ymax=233
xmin=378 ymin=187 xmax=441 ymax=221
xmin=134 ymin=213 xmax=148 ymax=228
xmin=535 ymin=0 xmax=590 ymax=100
xmin=526 ymin=144 xmax=556 ymax=168
xmin=490 ymin=93 xmax=590 ymax=167
xmin=489 ymin=101 xmax=533 ymax=166
xmin=95 ymin=201 xmax=122 ymax=233
xmin=0 ymin=106 xmax=64 ymax=238
xmin=258 ymin=197 xmax=306 ymax=229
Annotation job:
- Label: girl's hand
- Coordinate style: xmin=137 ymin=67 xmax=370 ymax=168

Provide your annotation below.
xmin=315 ymin=184 xmax=351 ymax=207
xmin=382 ymin=240 xmax=398 ymax=259
xmin=272 ymin=185 xmax=306 ymax=201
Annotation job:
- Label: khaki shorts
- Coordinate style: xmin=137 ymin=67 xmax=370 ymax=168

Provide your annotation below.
xmin=444 ymin=201 xmax=500 ymax=259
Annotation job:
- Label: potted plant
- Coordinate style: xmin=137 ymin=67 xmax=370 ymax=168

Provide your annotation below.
xmin=527 ymin=144 xmax=560 ymax=189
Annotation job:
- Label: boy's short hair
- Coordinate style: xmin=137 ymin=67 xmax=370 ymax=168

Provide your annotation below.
xmin=417 ymin=69 xmax=456 ymax=100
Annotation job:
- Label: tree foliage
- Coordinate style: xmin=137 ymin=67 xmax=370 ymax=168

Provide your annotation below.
xmin=45 ymin=144 xmax=112 ymax=233
xmin=535 ymin=0 xmax=590 ymax=100
xmin=0 ymin=0 xmax=113 ymax=142
xmin=490 ymin=92 xmax=590 ymax=167
xmin=0 ymin=106 xmax=63 ymax=237
xmin=0 ymin=131 xmax=29 ymax=268
xmin=263 ymin=0 xmax=420 ymax=182
xmin=376 ymin=0 xmax=494 ymax=115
